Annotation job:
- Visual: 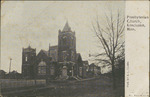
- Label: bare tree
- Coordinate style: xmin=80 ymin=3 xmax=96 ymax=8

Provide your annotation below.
xmin=92 ymin=10 xmax=125 ymax=89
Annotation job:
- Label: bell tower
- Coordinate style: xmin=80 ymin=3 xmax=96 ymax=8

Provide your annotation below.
xmin=22 ymin=45 xmax=36 ymax=79
xmin=58 ymin=21 xmax=76 ymax=62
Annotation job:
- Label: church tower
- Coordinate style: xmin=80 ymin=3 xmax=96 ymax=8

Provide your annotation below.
xmin=58 ymin=21 xmax=76 ymax=62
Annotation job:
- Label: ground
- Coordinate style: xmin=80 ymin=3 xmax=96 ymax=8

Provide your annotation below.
xmin=2 ymin=75 xmax=124 ymax=97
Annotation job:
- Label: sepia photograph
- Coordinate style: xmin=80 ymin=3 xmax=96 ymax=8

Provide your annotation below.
xmin=1 ymin=1 xmax=125 ymax=97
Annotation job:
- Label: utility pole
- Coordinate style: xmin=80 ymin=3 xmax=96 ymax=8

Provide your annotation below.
xmin=9 ymin=58 xmax=12 ymax=74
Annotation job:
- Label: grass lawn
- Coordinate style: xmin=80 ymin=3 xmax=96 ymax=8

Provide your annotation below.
xmin=2 ymin=75 xmax=124 ymax=97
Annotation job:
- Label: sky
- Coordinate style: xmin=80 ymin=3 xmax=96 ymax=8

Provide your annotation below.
xmin=1 ymin=1 xmax=125 ymax=73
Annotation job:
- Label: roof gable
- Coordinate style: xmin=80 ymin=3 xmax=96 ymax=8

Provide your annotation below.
xmin=41 ymin=50 xmax=49 ymax=56
xmin=37 ymin=50 xmax=49 ymax=58
xmin=76 ymin=53 xmax=82 ymax=61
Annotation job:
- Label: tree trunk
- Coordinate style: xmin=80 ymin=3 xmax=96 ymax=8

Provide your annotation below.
xmin=112 ymin=60 xmax=116 ymax=89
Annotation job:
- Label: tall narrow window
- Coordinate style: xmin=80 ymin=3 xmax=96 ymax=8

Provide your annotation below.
xmin=71 ymin=51 xmax=74 ymax=61
xmin=62 ymin=51 xmax=67 ymax=61
xmin=25 ymin=56 xmax=28 ymax=62
xmin=50 ymin=67 xmax=54 ymax=75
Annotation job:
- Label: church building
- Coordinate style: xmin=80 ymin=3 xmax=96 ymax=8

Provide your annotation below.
xmin=22 ymin=22 xmax=87 ymax=80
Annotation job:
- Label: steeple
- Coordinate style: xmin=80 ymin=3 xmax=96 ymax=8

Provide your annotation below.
xmin=63 ymin=21 xmax=71 ymax=32
xmin=28 ymin=44 xmax=31 ymax=49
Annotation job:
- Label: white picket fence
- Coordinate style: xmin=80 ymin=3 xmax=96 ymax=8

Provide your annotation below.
xmin=0 ymin=79 xmax=46 ymax=89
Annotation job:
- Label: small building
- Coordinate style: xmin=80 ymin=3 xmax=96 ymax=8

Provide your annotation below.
xmin=82 ymin=61 xmax=89 ymax=78
xmin=83 ymin=61 xmax=89 ymax=72
xmin=6 ymin=70 xmax=22 ymax=79
xmin=89 ymin=63 xmax=101 ymax=76
xmin=0 ymin=70 xmax=6 ymax=79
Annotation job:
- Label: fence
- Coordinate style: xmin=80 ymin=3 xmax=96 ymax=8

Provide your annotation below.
xmin=0 ymin=79 xmax=46 ymax=89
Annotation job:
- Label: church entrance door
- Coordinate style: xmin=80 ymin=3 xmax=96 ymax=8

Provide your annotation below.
xmin=62 ymin=66 xmax=67 ymax=77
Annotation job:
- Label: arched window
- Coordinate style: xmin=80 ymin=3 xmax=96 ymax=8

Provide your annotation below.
xmin=63 ymin=36 xmax=67 ymax=44
xmin=38 ymin=60 xmax=46 ymax=75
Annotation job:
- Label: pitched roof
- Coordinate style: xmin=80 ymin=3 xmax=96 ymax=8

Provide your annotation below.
xmin=76 ymin=53 xmax=80 ymax=60
xmin=41 ymin=49 xmax=49 ymax=56
xmin=63 ymin=21 xmax=71 ymax=32
xmin=39 ymin=48 xmax=58 ymax=61
xmin=76 ymin=53 xmax=83 ymax=61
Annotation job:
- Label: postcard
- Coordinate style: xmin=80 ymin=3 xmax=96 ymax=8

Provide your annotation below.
xmin=0 ymin=1 xmax=149 ymax=97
